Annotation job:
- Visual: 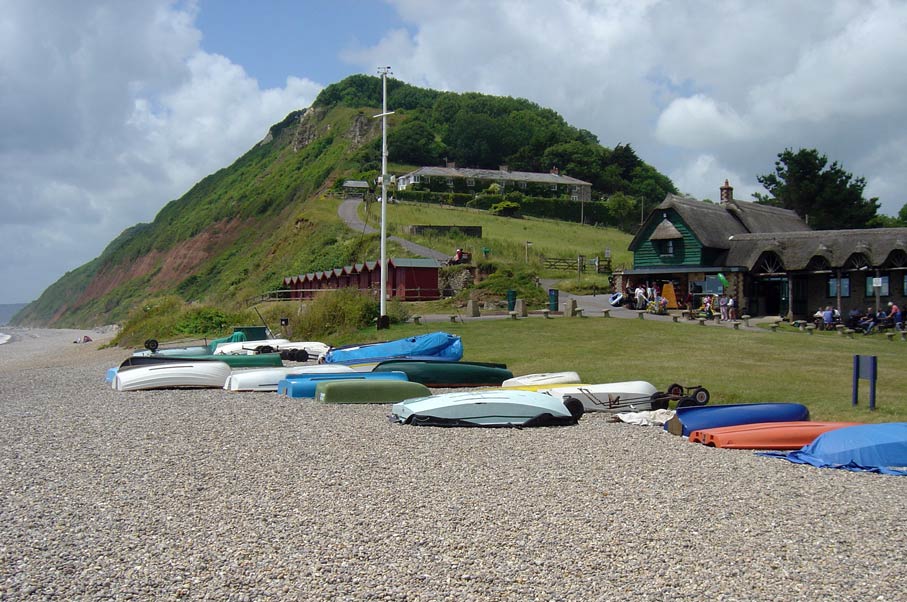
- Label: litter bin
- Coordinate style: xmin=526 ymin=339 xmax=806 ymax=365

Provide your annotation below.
xmin=548 ymin=289 xmax=559 ymax=312
xmin=506 ymin=289 xmax=517 ymax=312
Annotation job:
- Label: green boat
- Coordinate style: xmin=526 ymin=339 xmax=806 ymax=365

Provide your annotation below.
xmin=314 ymin=379 xmax=431 ymax=404
xmin=372 ymin=360 xmax=513 ymax=388
xmin=123 ymin=352 xmax=283 ymax=369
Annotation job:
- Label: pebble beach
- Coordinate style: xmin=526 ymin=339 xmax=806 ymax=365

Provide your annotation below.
xmin=1 ymin=329 xmax=905 ymax=601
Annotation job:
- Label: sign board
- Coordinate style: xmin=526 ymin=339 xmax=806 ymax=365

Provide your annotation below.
xmin=872 ymin=277 xmax=883 ymax=288
xmin=852 ymin=355 xmax=877 ymax=410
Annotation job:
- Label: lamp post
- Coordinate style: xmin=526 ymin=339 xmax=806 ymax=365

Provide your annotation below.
xmin=374 ymin=66 xmax=394 ymax=329
xmin=525 ymin=241 xmax=532 ymax=263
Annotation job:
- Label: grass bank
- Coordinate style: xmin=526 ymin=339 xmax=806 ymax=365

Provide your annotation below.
xmin=330 ymin=316 xmax=907 ymax=423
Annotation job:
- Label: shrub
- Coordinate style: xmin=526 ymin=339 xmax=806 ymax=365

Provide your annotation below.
xmin=489 ymin=200 xmax=521 ymax=217
xmin=294 ymin=288 xmax=379 ymax=338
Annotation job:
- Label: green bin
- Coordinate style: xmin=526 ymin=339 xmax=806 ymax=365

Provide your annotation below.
xmin=548 ymin=289 xmax=559 ymax=312
xmin=506 ymin=290 xmax=517 ymax=312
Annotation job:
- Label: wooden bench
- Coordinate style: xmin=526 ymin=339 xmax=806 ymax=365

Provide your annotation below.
xmin=698 ymin=318 xmax=707 ymax=326
xmin=600 ymin=309 xmax=611 ymax=318
xmin=508 ymin=311 xmax=518 ymax=320
xmin=541 ymin=309 xmax=550 ymax=319
xmin=792 ymin=320 xmax=806 ymax=331
xmin=572 ymin=308 xmax=584 ymax=318
xmin=412 ymin=315 xmax=422 ymax=325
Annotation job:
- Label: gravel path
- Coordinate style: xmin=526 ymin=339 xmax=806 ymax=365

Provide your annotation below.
xmin=338 ymin=199 xmax=450 ymax=262
xmin=1 ymin=330 xmax=906 ymax=600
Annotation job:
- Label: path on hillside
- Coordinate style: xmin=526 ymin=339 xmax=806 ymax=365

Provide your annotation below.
xmin=337 ymin=199 xmax=449 ymax=262
xmin=336 ymin=199 xmax=768 ymax=329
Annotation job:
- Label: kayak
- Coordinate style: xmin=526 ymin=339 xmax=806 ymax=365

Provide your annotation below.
xmin=665 ymin=403 xmax=810 ymax=437
xmin=391 ymin=390 xmax=584 ymax=427
xmin=314 ymin=379 xmax=431 ymax=404
xmin=372 ymin=359 xmax=513 ymax=387
xmin=689 ymin=421 xmax=864 ymax=450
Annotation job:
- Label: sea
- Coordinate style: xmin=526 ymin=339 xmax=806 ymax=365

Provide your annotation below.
xmin=0 ymin=333 xmax=10 ymax=345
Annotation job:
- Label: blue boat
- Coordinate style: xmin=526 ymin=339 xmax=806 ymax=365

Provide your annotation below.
xmin=278 ymin=371 xmax=409 ymax=398
xmin=665 ymin=403 xmax=810 ymax=437
xmin=105 ymin=367 xmax=118 ymax=383
xmin=322 ymin=332 xmax=462 ymax=365
xmin=759 ymin=423 xmax=907 ymax=475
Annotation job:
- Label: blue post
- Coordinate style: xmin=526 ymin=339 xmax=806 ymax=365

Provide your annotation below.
xmin=852 ymin=355 xmax=859 ymax=407
xmin=869 ymin=356 xmax=877 ymax=411
xmin=853 ymin=355 xmax=878 ymax=411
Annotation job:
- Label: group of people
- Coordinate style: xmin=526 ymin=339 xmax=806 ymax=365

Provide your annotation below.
xmin=683 ymin=292 xmax=736 ymax=320
xmin=844 ymin=302 xmax=904 ymax=335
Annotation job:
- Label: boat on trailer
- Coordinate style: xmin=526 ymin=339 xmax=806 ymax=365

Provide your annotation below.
xmin=391 ymin=390 xmax=584 ymax=427
xmin=315 ymin=379 xmax=431 ymax=404
xmin=501 ymin=372 xmax=581 ymax=387
xmin=525 ymin=381 xmax=659 ymax=413
xmin=224 ymin=364 xmax=355 ymax=392
xmin=113 ymin=361 xmax=232 ymax=391
xmin=689 ymin=421 xmax=864 ymax=450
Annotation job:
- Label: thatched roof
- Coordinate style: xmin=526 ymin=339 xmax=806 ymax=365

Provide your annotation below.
xmin=649 ymin=218 xmax=683 ymax=240
xmin=630 ymin=194 xmax=809 ymax=252
xmin=725 ymin=229 xmax=907 ymax=270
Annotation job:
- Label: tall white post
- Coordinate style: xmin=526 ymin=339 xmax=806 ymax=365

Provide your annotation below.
xmin=375 ymin=67 xmax=394 ymax=328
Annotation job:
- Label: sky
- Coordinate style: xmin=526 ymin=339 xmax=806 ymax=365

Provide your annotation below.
xmin=2 ymin=0 xmax=907 ymax=305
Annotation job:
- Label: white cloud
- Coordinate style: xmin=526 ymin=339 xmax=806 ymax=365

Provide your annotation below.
xmin=655 ymin=95 xmax=752 ymax=148
xmin=0 ymin=1 xmax=320 ymax=303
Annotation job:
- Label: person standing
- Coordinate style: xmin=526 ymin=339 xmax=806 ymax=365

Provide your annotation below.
xmin=728 ymin=296 xmax=736 ymax=320
xmin=718 ymin=294 xmax=729 ymax=320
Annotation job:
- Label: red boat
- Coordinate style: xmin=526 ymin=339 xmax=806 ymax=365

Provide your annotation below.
xmin=689 ymin=421 xmax=864 ymax=450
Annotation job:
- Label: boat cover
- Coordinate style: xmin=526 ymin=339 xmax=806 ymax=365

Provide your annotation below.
xmin=665 ymin=403 xmax=809 ymax=437
xmin=758 ymin=423 xmax=907 ymax=475
xmin=322 ymin=332 xmax=462 ymax=364
xmin=278 ymin=371 xmax=409 ymax=398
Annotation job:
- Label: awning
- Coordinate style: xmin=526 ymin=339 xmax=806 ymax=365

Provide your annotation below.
xmin=620 ymin=266 xmax=748 ymax=275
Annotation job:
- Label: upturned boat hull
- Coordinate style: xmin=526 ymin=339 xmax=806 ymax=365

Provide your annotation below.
xmin=665 ymin=403 xmax=810 ymax=437
xmin=526 ymin=381 xmax=659 ymax=413
xmin=372 ymin=359 xmax=512 ymax=387
xmin=114 ymin=361 xmax=232 ymax=391
xmin=689 ymin=421 xmax=864 ymax=449
xmin=278 ymin=371 xmax=409 ymax=398
xmin=315 ymin=379 xmax=431 ymax=404
xmin=391 ymin=390 xmax=584 ymax=427
xmin=224 ymin=365 xmax=355 ymax=391
xmin=501 ymin=372 xmax=581 ymax=387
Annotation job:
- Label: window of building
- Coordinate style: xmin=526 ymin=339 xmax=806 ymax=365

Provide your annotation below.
xmin=446 ymin=177 xmax=453 ymax=187
xmin=571 ymin=194 xmax=578 ymax=201
xmin=656 ymin=240 xmax=675 ymax=256
xmin=413 ymin=175 xmax=421 ymax=183
xmin=550 ymin=183 xmax=557 ymax=191
xmin=466 ymin=178 xmax=475 ymax=188
xmin=827 ymin=276 xmax=850 ymax=298
xmin=519 ymin=181 xmax=527 ymax=189
xmin=865 ymin=275 xmax=890 ymax=297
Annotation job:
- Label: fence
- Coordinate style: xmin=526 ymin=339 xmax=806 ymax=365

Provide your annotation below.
xmin=542 ymin=256 xmax=612 ymax=274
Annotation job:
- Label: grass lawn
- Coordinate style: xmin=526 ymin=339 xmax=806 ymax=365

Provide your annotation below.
xmin=330 ymin=316 xmax=907 ymax=423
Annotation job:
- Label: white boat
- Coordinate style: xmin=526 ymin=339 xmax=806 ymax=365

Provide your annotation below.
xmin=214 ymin=339 xmax=330 ymax=361
xmin=114 ymin=361 xmax=232 ymax=391
xmin=501 ymin=371 xmax=581 ymax=387
xmin=533 ymin=381 xmax=658 ymax=413
xmin=224 ymin=364 xmax=355 ymax=392
xmin=391 ymin=390 xmax=583 ymax=427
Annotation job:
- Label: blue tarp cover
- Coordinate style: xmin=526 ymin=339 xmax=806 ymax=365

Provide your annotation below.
xmin=323 ymin=332 xmax=463 ymax=364
xmin=759 ymin=423 xmax=907 ymax=475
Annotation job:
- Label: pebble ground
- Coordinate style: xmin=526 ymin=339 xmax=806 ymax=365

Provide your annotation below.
xmin=1 ymin=329 xmax=905 ymax=601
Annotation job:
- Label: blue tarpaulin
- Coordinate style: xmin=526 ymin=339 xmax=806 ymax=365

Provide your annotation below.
xmin=759 ymin=423 xmax=907 ymax=475
xmin=323 ymin=332 xmax=463 ymax=364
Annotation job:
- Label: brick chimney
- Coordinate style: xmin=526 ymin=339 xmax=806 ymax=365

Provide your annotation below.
xmin=719 ymin=179 xmax=733 ymax=204
xmin=550 ymin=166 xmax=559 ymax=176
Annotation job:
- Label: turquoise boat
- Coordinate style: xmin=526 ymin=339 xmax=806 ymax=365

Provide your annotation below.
xmin=121 ymin=353 xmax=283 ymax=369
xmin=314 ymin=380 xmax=431 ymax=404
xmin=372 ymin=359 xmax=512 ymax=387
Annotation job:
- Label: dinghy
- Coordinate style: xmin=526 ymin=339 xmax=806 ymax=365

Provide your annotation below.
xmin=391 ymin=390 xmax=584 ymax=427
xmin=133 ymin=332 xmax=249 ymax=357
xmin=122 ymin=352 xmax=283 ymax=369
xmin=689 ymin=421 xmax=864 ymax=449
xmin=322 ymin=331 xmax=462 ymax=365
xmin=665 ymin=403 xmax=810 ymax=437
xmin=224 ymin=365 xmax=355 ymax=392
xmin=759 ymin=423 xmax=907 ymax=475
xmin=529 ymin=381 xmax=659 ymax=413
xmin=501 ymin=372 xmax=581 ymax=387
xmin=372 ymin=359 xmax=512 ymax=387
xmin=114 ymin=361 xmax=232 ymax=391
xmin=212 ymin=338 xmax=289 ymax=354
xmin=213 ymin=340 xmax=329 ymax=361
xmin=315 ymin=379 xmax=431 ymax=404
xmin=278 ymin=371 xmax=409 ymax=398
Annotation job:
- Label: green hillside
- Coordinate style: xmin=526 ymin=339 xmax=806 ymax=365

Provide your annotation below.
xmin=12 ymin=76 xmax=673 ymax=328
